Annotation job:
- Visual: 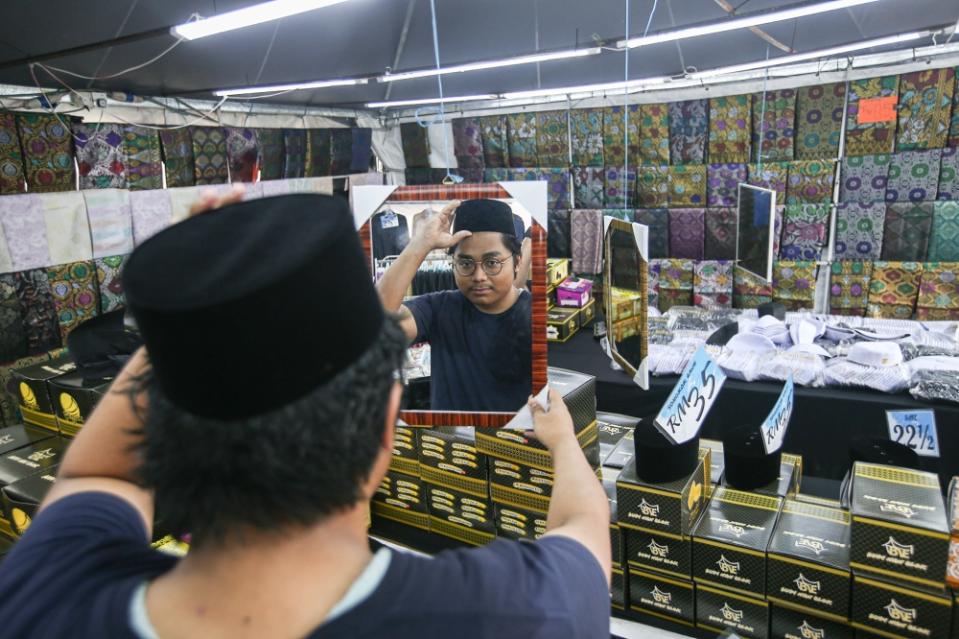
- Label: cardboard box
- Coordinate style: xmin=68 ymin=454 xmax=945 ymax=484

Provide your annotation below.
xmin=494 ymin=504 xmax=547 ymax=541
xmin=692 ymin=487 xmax=783 ymax=597
xmin=389 ymin=424 xmax=420 ymax=477
xmin=630 ymin=568 xmax=696 ymax=628
xmin=47 ymin=372 xmax=111 ymax=437
xmin=547 ymin=307 xmax=580 ymax=343
xmin=624 ymin=526 xmax=693 ymax=580
xmin=850 ymin=572 xmax=952 ymax=639
xmin=11 ymin=356 xmax=76 ymax=433
xmin=556 ymin=277 xmax=593 ymax=307
xmin=371 ymin=468 xmax=429 ymax=531
xmin=616 ymin=449 xmax=710 ymax=537
xmin=546 ymin=258 xmax=570 ymax=287
xmin=425 ymin=482 xmax=495 ymax=536
xmin=417 ymin=427 xmax=488 ymax=499
xmin=770 ymin=604 xmax=854 ymax=639
xmin=1 ymin=468 xmax=56 ymax=536
xmin=850 ymin=463 xmax=949 ymax=590
xmin=612 ymin=565 xmax=628 ymax=611
xmin=579 ymin=298 xmax=596 ymax=326
xmin=767 ymin=499 xmax=852 ymax=622
xmin=696 ymin=582 xmax=770 ymax=639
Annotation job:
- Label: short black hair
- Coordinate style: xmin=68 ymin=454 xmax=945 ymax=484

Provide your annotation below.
xmin=127 ymin=316 xmax=408 ymax=548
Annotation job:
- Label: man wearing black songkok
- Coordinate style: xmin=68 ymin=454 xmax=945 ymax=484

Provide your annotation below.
xmin=377 ymin=199 xmax=532 ymax=411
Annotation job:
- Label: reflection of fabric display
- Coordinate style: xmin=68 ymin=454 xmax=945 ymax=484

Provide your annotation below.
xmin=951 ymin=80 xmax=959 ymax=147
xmin=708 ymin=95 xmax=751 ymax=163
xmin=308 ymin=129 xmax=332 ymax=176
xmin=884 ymin=149 xmax=941 ymax=203
xmin=780 ymin=204 xmax=829 ymax=260
xmin=648 ymin=259 xmax=663 ymax=308
xmin=694 ymin=260 xmax=733 ymax=309
xmin=73 ymin=123 xmax=126 ymax=189
xmin=669 ymin=99 xmax=708 ymax=165
xmin=751 ymin=89 xmax=796 ymax=161
xmin=281 ymin=129 xmax=307 ymax=179
xmin=158 ymin=129 xmax=195 ymax=187
xmin=795 ymin=82 xmax=846 ymax=160
xmin=734 ymin=265 xmax=773 ymax=308
xmin=916 ymin=263 xmax=959 ymax=320
xmin=881 ymin=202 xmax=933 ymax=261
xmin=602 ymin=105 xmax=638 ymax=167
xmin=16 ymin=113 xmax=75 ymax=193
xmin=573 ymin=167 xmax=605 ymax=209
xmin=123 ymin=125 xmax=163 ymax=191
xmin=47 ymin=261 xmax=100 ymax=342
xmin=830 ymin=260 xmax=873 ymax=316
xmin=12 ymin=269 xmax=59 ymax=354
xmin=785 ymin=159 xmax=835 ymax=204
xmin=603 ymin=209 xmax=631 ymax=221
xmin=657 ymin=259 xmax=694 ymax=312
xmin=483 ymin=168 xmax=510 ymax=183
xmin=225 ymin=127 xmax=259 ymax=183
xmin=512 ymin=168 xmax=570 ymax=209
xmin=707 ymin=163 xmax=747 ymax=207
xmin=940 ymin=147 xmax=959 ymax=200
xmin=350 ymin=128 xmax=373 ymax=174
xmin=130 ymin=189 xmax=172 ymax=247
xmin=867 ymin=261 xmax=923 ymax=319
xmin=452 ymin=118 xmax=485 ymax=170
xmin=256 ymin=129 xmax=285 ymax=180
xmin=570 ymin=209 xmax=603 ymax=275
xmin=668 ymin=164 xmax=706 ymax=207
xmin=507 ymin=112 xmax=537 ymax=167
xmin=604 ymin=167 xmax=635 ymax=209
xmin=638 ymin=103 xmax=670 ymax=165
xmin=636 ymin=165 xmax=669 ymax=208
xmin=329 ymin=128 xmax=353 ymax=175
xmin=773 ymin=261 xmax=817 ymax=311
xmin=536 ymin=110 xmax=569 ymax=167
xmin=704 ymin=208 xmax=737 ymax=260
xmin=0 ymin=194 xmax=48 ymax=271
xmin=455 ymin=167 xmax=483 ymax=184
xmin=0 ymin=275 xmax=26 ymax=361
xmin=95 ymin=255 xmax=129 ymax=314
xmin=667 ymin=209 xmax=705 ymax=260
xmin=190 ymin=127 xmax=229 ymax=185
xmin=845 ymin=76 xmax=899 ymax=156
xmin=633 ymin=209 xmax=669 ymax=259
xmin=479 ymin=115 xmax=509 ymax=168
xmin=408 ymin=262 xmax=456 ymax=296
xmin=747 ymin=162 xmax=788 ymax=201
xmin=371 ymin=211 xmax=410 ymax=260
xmin=834 ymin=202 xmax=885 ymax=260
xmin=570 ymin=109 xmax=604 ymax=166
xmin=840 ymin=154 xmax=890 ymax=203
xmin=0 ymin=113 xmax=25 ymax=194
xmin=547 ymin=209 xmax=571 ymax=258
xmin=896 ymin=68 xmax=955 ymax=151
xmin=400 ymin=123 xmax=430 ymax=168
xmin=928 ymin=202 xmax=959 ymax=261
xmin=84 ymin=190 xmax=134 ymax=258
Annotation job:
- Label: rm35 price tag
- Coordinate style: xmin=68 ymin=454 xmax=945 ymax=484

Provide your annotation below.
xmin=654 ymin=347 xmax=727 ymax=444
xmin=886 ymin=410 xmax=939 ymax=458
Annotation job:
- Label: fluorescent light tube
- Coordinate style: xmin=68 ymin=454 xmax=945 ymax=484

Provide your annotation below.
xmin=502 ymin=76 xmax=671 ymax=100
xmin=618 ymin=0 xmax=882 ymax=49
xmin=215 ymin=77 xmax=369 ymax=96
xmin=173 ymin=0 xmax=354 ymax=40
xmin=366 ymin=94 xmax=498 ymax=108
xmin=378 ymin=47 xmax=602 ymax=83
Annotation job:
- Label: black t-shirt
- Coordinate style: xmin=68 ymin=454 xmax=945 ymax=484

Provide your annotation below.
xmin=404 ymin=289 xmax=532 ymax=412
xmin=0 ymin=492 xmax=610 ymax=638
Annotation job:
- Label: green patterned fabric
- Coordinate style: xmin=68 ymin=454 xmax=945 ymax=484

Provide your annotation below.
xmin=638 ymin=103 xmax=670 ymax=165
xmin=0 ymin=113 xmax=25 ymax=194
xmin=751 ymin=89 xmax=796 ymax=162
xmin=668 ymin=164 xmax=706 ymax=208
xmin=570 ymin=108 xmax=604 ymax=166
xmin=602 ymin=106 xmax=638 ymax=168
xmin=159 ymin=129 xmax=195 ymax=187
xmin=636 ymin=165 xmax=669 ymax=208
xmin=507 ymin=112 xmax=538 ymax=168
xmin=896 ymin=68 xmax=955 ymax=151
xmin=845 ymin=75 xmax=899 ymax=156
xmin=785 ymin=159 xmax=835 ymax=205
xmin=190 ymin=126 xmax=229 ymax=185
xmin=479 ymin=115 xmax=509 ymax=168
xmin=795 ymin=82 xmax=845 ymax=160
xmin=16 ymin=113 xmax=75 ymax=193
xmin=258 ymin=129 xmax=285 ymax=180
xmin=536 ymin=110 xmax=569 ymax=167
xmin=928 ymin=201 xmax=959 ymax=262
xmin=123 ymin=125 xmax=163 ymax=190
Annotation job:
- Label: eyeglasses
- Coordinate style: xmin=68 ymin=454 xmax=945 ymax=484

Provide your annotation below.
xmin=453 ymin=256 xmax=513 ymax=277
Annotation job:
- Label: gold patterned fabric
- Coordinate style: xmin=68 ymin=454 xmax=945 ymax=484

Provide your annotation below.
xmin=708 ymin=95 xmax=751 ymax=163
xmin=830 ymin=260 xmax=873 ymax=316
xmin=845 ymin=76 xmax=899 ymax=157
xmin=916 ymin=263 xmax=959 ymax=320
xmin=896 ymin=68 xmax=955 ymax=151
xmin=867 ymin=260 xmax=923 ymax=319
xmin=668 ymin=165 xmax=706 ymax=208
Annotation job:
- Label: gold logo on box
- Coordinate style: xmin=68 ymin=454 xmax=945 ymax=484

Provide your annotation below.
xmin=648 ymin=540 xmax=669 ymax=557
xmin=883 ymin=536 xmax=915 ymax=560
xmin=651 ymin=587 xmax=672 ymax=604
xmin=639 ymin=499 xmax=660 ymax=517
xmin=884 ymin=599 xmax=918 ymax=623
xmin=799 ymin=620 xmax=825 ymax=639
xmin=19 ymin=383 xmax=38 ymax=410
xmin=717 ymin=555 xmax=740 ymax=575
xmin=794 ymin=573 xmax=821 ymax=595
xmin=11 ymin=507 xmax=31 ymax=533
xmin=721 ymin=603 xmax=744 ymax=623
xmin=59 ymin=393 xmax=82 ymax=422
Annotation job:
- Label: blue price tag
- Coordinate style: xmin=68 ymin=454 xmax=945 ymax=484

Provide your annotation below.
xmin=760 ymin=376 xmax=794 ymax=454
xmin=886 ymin=410 xmax=939 ymax=458
xmin=654 ymin=347 xmax=727 ymax=444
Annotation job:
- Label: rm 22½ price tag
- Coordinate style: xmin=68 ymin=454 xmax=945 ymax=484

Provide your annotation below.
xmin=886 ymin=410 xmax=939 ymax=458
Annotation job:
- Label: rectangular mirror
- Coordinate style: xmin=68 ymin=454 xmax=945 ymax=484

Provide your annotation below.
xmin=736 ymin=184 xmax=777 ymax=284
xmin=603 ymin=217 xmax=650 ymax=390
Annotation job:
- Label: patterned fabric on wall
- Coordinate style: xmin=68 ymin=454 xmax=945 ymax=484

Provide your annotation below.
xmin=668 ymin=164 xmax=706 ymax=207
xmin=604 ymin=166 xmax=636 ymax=209
xmin=707 ymin=163 xmax=747 ymax=208
xmin=840 ymin=154 xmax=890 ymax=204
xmin=12 ymin=269 xmax=59 ymax=355
xmin=834 ymin=202 xmax=886 ymax=261
xmin=191 ymin=127 xmax=229 ymax=185
xmin=867 ymin=261 xmax=923 ymax=319
xmin=457 ymin=168 xmax=484 ymax=183
xmin=350 ymin=129 xmax=372 ymax=174
xmin=830 ymin=260 xmax=873 ymax=316
xmin=940 ymin=147 xmax=959 ymax=200
xmin=602 ymin=105 xmax=637 ymax=167
xmin=694 ymin=260 xmax=733 ymax=309
xmin=669 ymin=99 xmax=707 ymax=165
xmin=536 ymin=111 xmax=569 ymax=167
xmin=0 ymin=113 xmax=25 ymax=194
xmin=785 ymin=159 xmax=835 ymax=204
xmin=225 ymin=127 xmax=259 ymax=183
xmin=400 ymin=122 xmax=430 ymax=168
xmin=452 ymin=118 xmax=485 ymax=170
xmin=747 ymin=162 xmax=788 ymax=201
xmin=159 ymin=129 xmax=195 ymax=187
xmin=547 ymin=209 xmax=571 ymax=258
xmin=479 ymin=115 xmax=509 ymax=168
xmin=308 ymin=129 xmax=331 ymax=177
xmin=881 ymin=202 xmax=933 ymax=262
xmin=634 ymin=209 xmax=669 ymax=259
xmin=1 ymin=194 xmax=48 ymax=271
xmin=884 ymin=149 xmax=941 ymax=203
xmin=928 ymin=201 xmax=959 ymax=262
xmin=16 ymin=113 xmax=75 ymax=193
xmin=507 ymin=113 xmax=537 ymax=168
xmin=572 ymin=167 xmax=605 ymax=209
xmin=73 ymin=123 xmax=125 ymax=189
xmin=708 ymin=95 xmax=751 ymax=163
xmin=638 ymin=103 xmax=670 ymax=165
xmin=705 ymin=208 xmax=737 ymax=260
xmin=781 ymin=204 xmax=829 ymax=260
xmin=570 ymin=109 xmax=604 ymax=166
xmin=951 ymin=65 xmax=959 ymax=147
xmin=0 ymin=275 xmax=26 ymax=362
xmin=845 ymin=75 xmax=899 ymax=156
xmin=658 ymin=259 xmax=694 ymax=312
xmin=329 ymin=128 xmax=352 ymax=175
xmin=570 ymin=209 xmax=603 ymax=274
xmin=668 ymin=209 xmax=705 ymax=260
xmin=123 ymin=125 xmax=162 ymax=191
xmin=734 ymin=265 xmax=773 ymax=309
xmin=511 ymin=168 xmax=570 ymax=209
xmin=47 ymin=260 xmax=99 ymax=342
xmin=95 ymin=255 xmax=128 ymax=314
xmin=916 ymin=263 xmax=959 ymax=320
xmin=257 ymin=129 xmax=284 ymax=180
xmin=751 ymin=89 xmax=796 ymax=162
xmin=282 ymin=129 xmax=308 ymax=178
xmin=773 ymin=261 xmax=817 ymax=311
xmin=130 ymin=189 xmax=172 ymax=246
xmin=796 ymin=82 xmax=845 ymax=160
xmin=483 ymin=168 xmax=510 ymax=183
xmin=896 ymin=68 xmax=955 ymax=151
xmin=636 ymin=165 xmax=669 ymax=208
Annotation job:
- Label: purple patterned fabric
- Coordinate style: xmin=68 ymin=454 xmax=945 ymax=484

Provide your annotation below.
xmin=570 ymin=209 xmax=603 ymax=274
xmin=705 ymin=208 xmax=737 ymax=260
xmin=707 ymin=163 xmax=747 ymax=207
xmin=747 ymin=162 xmax=788 ymax=202
xmin=834 ymin=202 xmax=885 ymax=260
xmin=452 ymin=118 xmax=485 ymax=170
xmin=668 ymin=100 xmax=707 ymax=165
xmin=668 ymin=209 xmax=705 ymax=260
xmin=884 ymin=149 xmax=942 ymax=203
xmin=840 ymin=154 xmax=890 ymax=204
xmin=780 ymin=204 xmax=829 ymax=260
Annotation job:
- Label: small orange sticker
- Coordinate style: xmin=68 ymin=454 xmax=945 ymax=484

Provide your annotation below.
xmin=857 ymin=96 xmax=898 ymax=124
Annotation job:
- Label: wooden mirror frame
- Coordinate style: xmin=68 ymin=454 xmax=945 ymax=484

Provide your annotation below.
xmin=356 ymin=183 xmax=548 ymax=427
xmin=603 ymin=216 xmax=650 ymax=390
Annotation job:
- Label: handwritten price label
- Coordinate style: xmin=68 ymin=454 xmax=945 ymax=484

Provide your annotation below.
xmin=654 ymin=347 xmax=727 ymax=444
xmin=886 ymin=410 xmax=939 ymax=458
xmin=760 ymin=376 xmax=793 ymax=454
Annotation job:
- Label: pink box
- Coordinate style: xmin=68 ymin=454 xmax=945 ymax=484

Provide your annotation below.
xmin=556 ymin=278 xmax=594 ymax=308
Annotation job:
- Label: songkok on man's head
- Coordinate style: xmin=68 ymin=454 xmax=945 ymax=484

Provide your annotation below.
xmin=452 ymin=199 xmax=515 ymax=236
xmin=122 ymin=194 xmax=384 ymax=420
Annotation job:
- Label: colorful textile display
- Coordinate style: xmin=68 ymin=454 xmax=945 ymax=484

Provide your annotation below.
xmin=785 ymin=159 xmax=835 ymax=204
xmin=158 ymin=129 xmax=195 ymax=187
xmin=830 ymin=260 xmax=873 ymax=316
xmin=47 ymin=260 xmax=99 ymax=342
xmin=734 ymin=265 xmax=773 ymax=309
xmin=400 ymin=122 xmax=430 ymax=168
xmin=705 ymin=208 xmax=737 ymax=260
xmin=751 ymin=89 xmax=796 ymax=162
xmin=881 ymin=202 xmax=934 ymax=261
xmin=0 ymin=194 xmax=47 ymax=271
xmin=0 ymin=275 xmax=26 ymax=362
xmin=884 ymin=149 xmax=941 ymax=203
xmin=694 ymin=260 xmax=733 ymax=309
xmin=916 ymin=263 xmax=959 ymax=320
xmin=507 ymin=112 xmax=537 ymax=167
xmin=190 ymin=126 xmax=229 ymax=185
xmin=781 ymin=204 xmax=829 ymax=260
xmin=708 ymin=95 xmax=751 ymax=163
xmin=329 ymin=128 xmax=353 ymax=175
xmin=536 ymin=110 xmax=569 ymax=167
xmin=282 ymin=129 xmax=308 ymax=178
xmin=928 ymin=201 xmax=959 ymax=262
xmin=668 ymin=164 xmax=706 ymax=207
xmin=479 ymin=115 xmax=509 ymax=168
xmin=834 ymin=202 xmax=886 ymax=260
xmin=939 ymin=147 xmax=959 ymax=200
xmin=12 ymin=269 xmax=59 ymax=354
xmin=0 ymin=113 xmax=25 ymax=194
xmin=95 ymin=255 xmax=128 ymax=314
xmin=633 ymin=209 xmax=669 ymax=259
xmin=452 ymin=118 xmax=485 ymax=170
xmin=570 ymin=108 xmax=604 ymax=166
xmin=658 ymin=259 xmax=694 ymax=312
xmin=747 ymin=162 xmax=788 ymax=201
xmin=602 ymin=105 xmax=637 ymax=167
xmin=707 ymin=163 xmax=747 ymax=207
xmin=647 ymin=260 xmax=662 ymax=309
xmin=845 ymin=75 xmax=899 ymax=156
xmin=308 ymin=129 xmax=332 ymax=176
xmin=867 ymin=261 xmax=923 ymax=319
xmin=773 ymin=261 xmax=817 ymax=311
xmin=669 ymin=99 xmax=707 ymax=165
xmin=130 ymin=189 xmax=172 ymax=246
xmin=225 ymin=127 xmax=259 ymax=183
xmin=16 ymin=113 xmax=75 ymax=193
xmin=570 ymin=209 xmax=603 ymax=274
xmin=604 ymin=166 xmax=636 ymax=209
xmin=638 ymin=103 xmax=670 ymax=165
xmin=636 ymin=165 xmax=669 ymax=208
xmin=796 ymin=82 xmax=845 ymax=160
xmin=896 ymin=68 xmax=955 ymax=151
xmin=73 ymin=123 xmax=125 ymax=189
xmin=547 ymin=209 xmax=571 ymax=258
xmin=573 ymin=167 xmax=605 ymax=209
xmin=511 ymin=168 xmax=570 ymax=209
xmin=840 ymin=154 xmax=890 ymax=203
xmin=256 ymin=129 xmax=284 ymax=180
xmin=951 ymin=65 xmax=959 ymax=147
xmin=123 ymin=125 xmax=162 ymax=191
xmin=668 ymin=209 xmax=705 ymax=260
xmin=483 ymin=168 xmax=510 ymax=183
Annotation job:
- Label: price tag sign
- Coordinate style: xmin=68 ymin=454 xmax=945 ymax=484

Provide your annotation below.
xmin=857 ymin=96 xmax=898 ymax=124
xmin=654 ymin=347 xmax=727 ymax=444
xmin=886 ymin=410 xmax=939 ymax=458
xmin=760 ymin=376 xmax=794 ymax=454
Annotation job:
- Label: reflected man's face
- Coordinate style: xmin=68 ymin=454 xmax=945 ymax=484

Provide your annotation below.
xmin=453 ymin=232 xmax=515 ymax=312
